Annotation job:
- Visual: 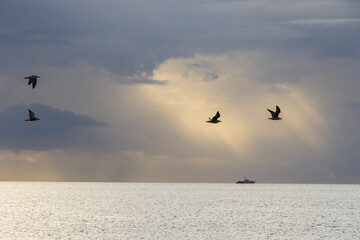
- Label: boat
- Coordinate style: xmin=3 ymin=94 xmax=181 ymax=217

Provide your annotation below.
xmin=236 ymin=177 xmax=255 ymax=184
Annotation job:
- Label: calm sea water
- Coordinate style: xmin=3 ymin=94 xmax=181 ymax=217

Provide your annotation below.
xmin=0 ymin=183 xmax=359 ymax=239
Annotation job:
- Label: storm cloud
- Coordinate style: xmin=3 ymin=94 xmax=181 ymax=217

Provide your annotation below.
xmin=0 ymin=103 xmax=106 ymax=151
xmin=0 ymin=0 xmax=359 ymax=183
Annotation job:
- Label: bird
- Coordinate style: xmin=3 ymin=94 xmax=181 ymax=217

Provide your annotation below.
xmin=267 ymin=105 xmax=282 ymax=120
xmin=24 ymin=75 xmax=40 ymax=89
xmin=207 ymin=111 xmax=222 ymax=123
xmin=25 ymin=109 xmax=40 ymax=121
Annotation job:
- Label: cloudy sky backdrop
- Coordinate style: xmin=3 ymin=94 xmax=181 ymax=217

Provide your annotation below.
xmin=1 ymin=0 xmax=359 ymax=183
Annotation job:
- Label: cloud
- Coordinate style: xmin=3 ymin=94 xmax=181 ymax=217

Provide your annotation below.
xmin=0 ymin=103 xmax=106 ymax=151
xmin=204 ymin=71 xmax=220 ymax=82
xmin=0 ymin=0 xmax=360 ymax=183
xmin=1 ymin=0 xmax=358 ymax=79
xmin=119 ymin=75 xmax=168 ymax=85
xmin=289 ymin=18 xmax=360 ymax=27
xmin=140 ymin=52 xmax=360 ymax=183
xmin=0 ymin=50 xmax=359 ymax=183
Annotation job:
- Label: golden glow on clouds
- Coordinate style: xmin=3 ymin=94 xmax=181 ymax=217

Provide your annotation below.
xmin=142 ymin=56 xmax=251 ymax=155
xmin=273 ymin=83 xmax=326 ymax=149
xmin=140 ymin=52 xmax=327 ymax=157
xmin=0 ymin=52 xmax=329 ymax=181
xmin=25 ymin=156 xmax=37 ymax=163
xmin=0 ymin=150 xmax=61 ymax=181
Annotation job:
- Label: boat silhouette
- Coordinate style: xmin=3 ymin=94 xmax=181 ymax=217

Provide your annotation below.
xmin=236 ymin=177 xmax=255 ymax=184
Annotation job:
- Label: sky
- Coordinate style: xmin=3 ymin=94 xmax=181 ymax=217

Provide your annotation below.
xmin=0 ymin=0 xmax=359 ymax=183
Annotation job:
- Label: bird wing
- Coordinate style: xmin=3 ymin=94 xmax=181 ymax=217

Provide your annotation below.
xmin=28 ymin=79 xmax=32 ymax=85
xmin=216 ymin=111 xmax=220 ymax=119
xmin=275 ymin=105 xmax=281 ymax=116
xmin=212 ymin=111 xmax=220 ymax=121
xmin=32 ymin=79 xmax=37 ymax=88
xmin=28 ymin=109 xmax=35 ymax=118
xmin=267 ymin=108 xmax=275 ymax=117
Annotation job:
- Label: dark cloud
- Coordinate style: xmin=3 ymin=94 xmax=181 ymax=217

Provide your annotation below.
xmin=322 ymin=99 xmax=360 ymax=179
xmin=1 ymin=0 xmax=359 ymax=79
xmin=187 ymin=64 xmax=201 ymax=68
xmin=287 ymin=20 xmax=360 ymax=58
xmin=204 ymin=71 xmax=220 ymax=82
xmin=0 ymin=103 xmax=106 ymax=151
xmin=0 ymin=0 xmax=359 ymax=183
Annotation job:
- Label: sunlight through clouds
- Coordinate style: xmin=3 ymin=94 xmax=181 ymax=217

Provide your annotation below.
xmin=1 ymin=0 xmax=359 ymax=183
xmin=141 ymin=52 xmax=327 ymax=157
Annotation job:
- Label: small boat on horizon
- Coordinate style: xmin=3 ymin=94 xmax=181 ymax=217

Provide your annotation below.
xmin=236 ymin=177 xmax=256 ymax=184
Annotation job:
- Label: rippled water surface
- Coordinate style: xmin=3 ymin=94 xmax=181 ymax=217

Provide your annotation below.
xmin=0 ymin=183 xmax=359 ymax=239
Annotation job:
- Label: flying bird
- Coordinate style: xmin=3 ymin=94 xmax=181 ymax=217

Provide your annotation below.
xmin=267 ymin=105 xmax=282 ymax=120
xmin=25 ymin=109 xmax=40 ymax=121
xmin=24 ymin=75 xmax=40 ymax=89
xmin=207 ymin=111 xmax=222 ymax=123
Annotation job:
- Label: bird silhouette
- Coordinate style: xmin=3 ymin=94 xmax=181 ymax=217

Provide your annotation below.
xmin=25 ymin=109 xmax=40 ymax=121
xmin=207 ymin=111 xmax=222 ymax=123
xmin=267 ymin=105 xmax=282 ymax=120
xmin=24 ymin=75 xmax=40 ymax=89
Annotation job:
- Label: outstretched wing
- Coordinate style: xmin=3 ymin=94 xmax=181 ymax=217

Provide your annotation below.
xmin=267 ymin=108 xmax=275 ymax=118
xmin=32 ymin=79 xmax=37 ymax=88
xmin=215 ymin=111 xmax=220 ymax=119
xmin=28 ymin=109 xmax=35 ymax=118
xmin=212 ymin=111 xmax=220 ymax=121
xmin=275 ymin=105 xmax=281 ymax=117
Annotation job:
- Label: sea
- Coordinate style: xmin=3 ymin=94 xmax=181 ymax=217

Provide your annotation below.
xmin=0 ymin=183 xmax=359 ymax=239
